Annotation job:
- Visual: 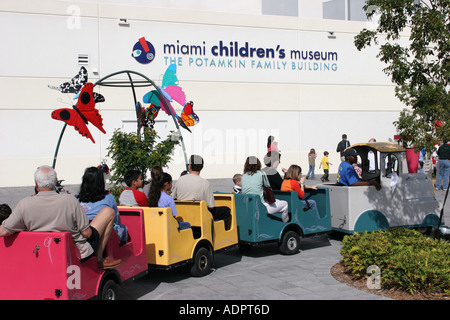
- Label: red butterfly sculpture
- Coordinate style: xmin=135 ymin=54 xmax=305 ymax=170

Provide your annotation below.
xmin=51 ymin=82 xmax=105 ymax=143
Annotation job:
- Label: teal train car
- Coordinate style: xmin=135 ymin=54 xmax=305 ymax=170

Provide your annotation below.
xmin=231 ymin=188 xmax=332 ymax=255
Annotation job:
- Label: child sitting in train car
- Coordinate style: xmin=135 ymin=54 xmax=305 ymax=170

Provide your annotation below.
xmin=232 ymin=174 xmax=242 ymax=193
xmin=0 ymin=204 xmax=11 ymax=224
xmin=148 ymin=172 xmax=191 ymax=230
xmin=119 ymin=170 xmax=148 ymax=207
xmin=281 ymin=165 xmax=317 ymax=211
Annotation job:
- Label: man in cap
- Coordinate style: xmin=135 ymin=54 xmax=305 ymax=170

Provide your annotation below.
xmin=336 ymin=148 xmax=381 ymax=190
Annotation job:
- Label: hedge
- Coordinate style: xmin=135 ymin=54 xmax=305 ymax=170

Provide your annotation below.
xmin=340 ymin=228 xmax=450 ymax=295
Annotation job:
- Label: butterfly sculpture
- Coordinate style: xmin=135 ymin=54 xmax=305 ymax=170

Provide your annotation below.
xmin=135 ymin=101 xmax=145 ymax=133
xmin=49 ymin=66 xmax=105 ymax=103
xmin=142 ymin=64 xmax=199 ymax=132
xmin=135 ymin=101 xmax=160 ymax=133
xmin=48 ymin=66 xmax=88 ymax=93
xmin=178 ymin=101 xmax=199 ymax=127
xmin=51 ymin=82 xmax=106 ymax=143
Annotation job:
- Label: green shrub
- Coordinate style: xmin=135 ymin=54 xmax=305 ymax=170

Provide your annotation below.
xmin=340 ymin=228 xmax=450 ymax=295
xmin=106 ymin=127 xmax=179 ymax=187
xmin=107 ymin=184 xmax=126 ymax=203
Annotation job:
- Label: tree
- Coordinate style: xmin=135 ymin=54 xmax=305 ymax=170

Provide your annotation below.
xmin=106 ymin=127 xmax=180 ymax=187
xmin=354 ymin=0 xmax=449 ymax=151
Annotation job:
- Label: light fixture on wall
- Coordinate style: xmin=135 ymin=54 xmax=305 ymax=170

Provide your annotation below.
xmin=118 ymin=18 xmax=130 ymax=27
xmin=328 ymin=31 xmax=336 ymax=39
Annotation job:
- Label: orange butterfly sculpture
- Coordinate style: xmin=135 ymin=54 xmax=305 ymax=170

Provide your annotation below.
xmin=51 ymin=82 xmax=106 ymax=143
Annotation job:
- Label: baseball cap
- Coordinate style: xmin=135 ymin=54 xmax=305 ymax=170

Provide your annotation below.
xmin=344 ymin=148 xmax=358 ymax=156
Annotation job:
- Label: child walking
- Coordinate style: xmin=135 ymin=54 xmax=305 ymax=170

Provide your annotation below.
xmin=319 ymin=151 xmax=332 ymax=182
xmin=306 ymin=148 xmax=317 ymax=180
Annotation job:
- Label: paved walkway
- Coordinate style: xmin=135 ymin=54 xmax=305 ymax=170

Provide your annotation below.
xmin=119 ymin=234 xmax=386 ymax=300
xmin=0 ymin=175 xmax=448 ymax=301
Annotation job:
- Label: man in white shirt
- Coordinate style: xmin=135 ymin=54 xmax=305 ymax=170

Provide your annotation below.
xmin=172 ymin=155 xmax=231 ymax=229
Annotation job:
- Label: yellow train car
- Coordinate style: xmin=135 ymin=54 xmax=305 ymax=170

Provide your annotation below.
xmin=120 ymin=193 xmax=238 ymax=277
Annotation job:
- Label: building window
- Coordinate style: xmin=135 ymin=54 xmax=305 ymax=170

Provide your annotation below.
xmin=323 ymin=0 xmax=367 ymax=21
xmin=262 ymin=0 xmax=299 ymax=17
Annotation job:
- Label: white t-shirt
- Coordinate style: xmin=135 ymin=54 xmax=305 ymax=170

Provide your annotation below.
xmin=172 ymin=173 xmax=215 ymax=208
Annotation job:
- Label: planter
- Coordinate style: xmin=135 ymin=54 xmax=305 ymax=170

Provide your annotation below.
xmin=405 ymin=148 xmax=419 ymax=173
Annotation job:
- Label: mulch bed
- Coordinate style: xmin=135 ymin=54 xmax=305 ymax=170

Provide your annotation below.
xmin=330 ymin=262 xmax=450 ymax=300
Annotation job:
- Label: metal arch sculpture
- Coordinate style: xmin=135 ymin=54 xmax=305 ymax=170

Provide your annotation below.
xmin=51 ymin=69 xmax=189 ymax=172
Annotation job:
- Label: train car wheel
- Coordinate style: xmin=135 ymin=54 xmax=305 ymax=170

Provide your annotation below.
xmin=279 ymin=230 xmax=300 ymax=255
xmin=189 ymin=247 xmax=212 ymax=277
xmin=99 ymin=279 xmax=119 ymax=300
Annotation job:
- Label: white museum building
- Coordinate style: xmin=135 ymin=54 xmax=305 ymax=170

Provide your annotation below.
xmin=0 ymin=0 xmax=408 ymax=187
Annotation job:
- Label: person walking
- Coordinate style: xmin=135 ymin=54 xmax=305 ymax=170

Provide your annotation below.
xmin=436 ymin=140 xmax=450 ymax=191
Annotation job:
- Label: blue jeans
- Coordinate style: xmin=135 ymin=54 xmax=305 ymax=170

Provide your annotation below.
xmin=436 ymin=159 xmax=450 ymax=190
xmin=178 ymin=221 xmax=191 ymax=230
xmin=302 ymin=199 xmax=317 ymax=211
xmin=306 ymin=165 xmax=315 ymax=179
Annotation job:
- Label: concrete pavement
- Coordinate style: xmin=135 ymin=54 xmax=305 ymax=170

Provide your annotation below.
xmin=118 ymin=233 xmax=385 ymax=300
xmin=0 ymin=174 xmax=448 ymax=301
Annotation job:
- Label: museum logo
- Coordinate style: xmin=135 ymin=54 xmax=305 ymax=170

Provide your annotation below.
xmin=132 ymin=37 xmax=156 ymax=64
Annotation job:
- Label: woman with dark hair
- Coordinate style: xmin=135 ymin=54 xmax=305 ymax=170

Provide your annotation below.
xmin=261 ymin=151 xmax=286 ymax=190
xmin=78 ymin=167 xmax=128 ymax=244
xmin=241 ymin=156 xmax=289 ymax=223
xmin=143 ymin=165 xmax=164 ymax=195
xmin=148 ymin=172 xmax=191 ymax=230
